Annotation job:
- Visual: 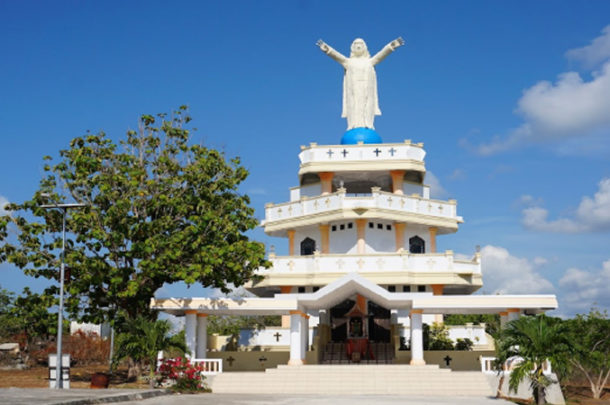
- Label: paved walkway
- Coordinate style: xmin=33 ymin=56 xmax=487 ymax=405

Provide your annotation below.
xmin=120 ymin=393 xmax=515 ymax=405
xmin=0 ymin=388 xmax=169 ymax=405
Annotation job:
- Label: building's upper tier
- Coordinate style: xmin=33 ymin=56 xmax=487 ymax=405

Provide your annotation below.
xmin=298 ymin=140 xmax=426 ymax=180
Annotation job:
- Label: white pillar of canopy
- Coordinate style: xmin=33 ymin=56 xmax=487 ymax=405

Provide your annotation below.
xmin=300 ymin=314 xmax=309 ymax=362
xmin=196 ymin=314 xmax=208 ymax=358
xmin=410 ymin=310 xmax=425 ymax=365
xmin=288 ymin=311 xmax=303 ymax=366
xmin=184 ymin=310 xmax=197 ymax=358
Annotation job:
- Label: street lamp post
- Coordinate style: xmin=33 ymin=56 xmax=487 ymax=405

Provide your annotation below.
xmin=40 ymin=202 xmax=86 ymax=389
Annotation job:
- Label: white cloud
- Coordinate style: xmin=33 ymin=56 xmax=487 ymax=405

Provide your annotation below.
xmin=480 ymin=245 xmax=554 ymax=294
xmin=517 ymin=194 xmax=544 ymax=207
xmin=425 ymin=172 xmax=448 ymax=199
xmin=558 ymin=259 xmax=610 ymax=314
xmin=0 ymin=196 xmax=9 ymax=216
xmin=522 ymin=178 xmax=610 ymax=233
xmin=474 ymin=27 xmax=610 ymax=155
xmin=448 ymin=169 xmax=466 ymax=181
xmin=566 ymin=25 xmax=610 ymax=69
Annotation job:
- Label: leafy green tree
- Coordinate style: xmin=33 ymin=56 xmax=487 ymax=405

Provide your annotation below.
xmin=0 ymin=106 xmax=268 ymax=328
xmin=444 ymin=314 xmax=500 ymax=336
xmin=0 ymin=286 xmax=19 ymax=340
xmin=495 ymin=315 xmax=571 ymax=405
xmin=113 ymin=316 xmax=186 ymax=383
xmin=0 ymin=287 xmax=62 ymax=364
xmin=564 ymin=310 xmax=610 ymax=399
xmin=426 ymin=322 xmax=454 ymax=350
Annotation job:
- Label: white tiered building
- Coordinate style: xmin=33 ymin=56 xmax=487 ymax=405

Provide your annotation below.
xmin=151 ymin=37 xmax=558 ymax=371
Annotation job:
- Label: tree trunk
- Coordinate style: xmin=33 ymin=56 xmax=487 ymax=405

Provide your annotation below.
xmin=537 ymin=385 xmax=545 ymax=405
xmin=496 ymin=374 xmax=505 ymax=398
xmin=127 ymin=357 xmax=142 ymax=381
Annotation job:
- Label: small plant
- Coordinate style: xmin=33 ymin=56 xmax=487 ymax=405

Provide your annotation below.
xmin=157 ymin=357 xmax=210 ymax=392
xmin=455 ymin=338 xmax=474 ymax=351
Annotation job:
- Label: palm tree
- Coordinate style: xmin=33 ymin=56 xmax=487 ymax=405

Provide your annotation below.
xmin=495 ymin=314 xmax=571 ymax=405
xmin=113 ymin=316 xmax=186 ymax=385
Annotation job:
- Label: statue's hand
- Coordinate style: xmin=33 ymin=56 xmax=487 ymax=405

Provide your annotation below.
xmin=316 ymin=39 xmax=329 ymax=53
xmin=390 ymin=37 xmax=405 ymax=49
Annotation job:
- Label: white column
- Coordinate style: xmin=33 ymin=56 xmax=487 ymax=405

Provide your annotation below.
xmin=300 ymin=314 xmax=309 ymax=362
xmin=196 ymin=314 xmax=208 ymax=359
xmin=507 ymin=308 xmax=520 ymax=322
xmin=288 ymin=311 xmax=303 ymax=366
xmin=410 ymin=310 xmax=425 ymax=365
xmin=185 ymin=310 xmax=197 ymax=358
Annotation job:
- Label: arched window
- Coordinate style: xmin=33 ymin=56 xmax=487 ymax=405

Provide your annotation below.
xmin=409 ymin=236 xmax=425 ymax=254
xmin=300 ymin=237 xmax=316 ymax=255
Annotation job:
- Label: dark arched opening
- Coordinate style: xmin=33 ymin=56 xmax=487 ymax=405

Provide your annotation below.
xmin=409 ymin=236 xmax=425 ymax=254
xmin=300 ymin=237 xmax=316 ymax=255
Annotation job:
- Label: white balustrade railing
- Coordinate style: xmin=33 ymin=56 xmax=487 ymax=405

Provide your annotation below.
xmin=298 ymin=142 xmax=426 ymax=165
xmin=258 ymin=252 xmax=481 ymax=275
xmin=191 ymin=358 xmax=223 ymax=375
xmin=264 ymin=189 xmax=460 ymax=224
xmin=479 ymin=356 xmax=552 ymax=375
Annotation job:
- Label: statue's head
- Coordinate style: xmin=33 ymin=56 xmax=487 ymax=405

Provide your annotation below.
xmin=350 ymin=38 xmax=370 ymax=58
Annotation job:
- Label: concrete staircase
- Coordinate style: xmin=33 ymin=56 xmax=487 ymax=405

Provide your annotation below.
xmin=208 ymin=364 xmax=495 ymax=395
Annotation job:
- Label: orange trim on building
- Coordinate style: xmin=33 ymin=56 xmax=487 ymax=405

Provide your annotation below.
xmin=431 ymin=284 xmax=444 ymax=295
xmin=319 ymin=172 xmax=334 ymax=194
xmin=507 ymin=308 xmax=520 ymax=313
xmin=410 ymin=309 xmax=423 ymax=315
xmin=429 ymin=227 xmax=438 ymax=253
xmin=185 ymin=310 xmax=197 ymax=315
xmin=499 ymin=311 xmax=508 ymax=317
xmin=289 ymin=310 xmax=302 ymax=316
xmin=355 ymin=219 xmax=367 ymax=254
xmin=319 ymin=224 xmax=330 ymax=254
xmin=287 ymin=230 xmax=295 ymax=256
xmin=197 ymin=313 xmax=208 ymax=317
xmin=280 ymin=286 xmax=292 ymax=294
xmin=390 ymin=170 xmax=405 ymax=194
xmin=394 ymin=222 xmax=405 ymax=251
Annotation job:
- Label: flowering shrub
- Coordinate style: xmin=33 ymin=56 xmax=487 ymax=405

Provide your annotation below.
xmin=157 ymin=357 xmax=208 ymax=392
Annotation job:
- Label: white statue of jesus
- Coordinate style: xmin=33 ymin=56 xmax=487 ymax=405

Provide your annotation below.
xmin=317 ymin=37 xmax=404 ymax=130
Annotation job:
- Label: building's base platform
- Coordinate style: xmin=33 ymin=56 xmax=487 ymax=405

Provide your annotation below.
xmin=208 ymin=364 xmax=495 ymax=395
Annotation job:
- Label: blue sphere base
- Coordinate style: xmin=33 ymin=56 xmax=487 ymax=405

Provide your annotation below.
xmin=341 ymin=127 xmax=382 ymax=145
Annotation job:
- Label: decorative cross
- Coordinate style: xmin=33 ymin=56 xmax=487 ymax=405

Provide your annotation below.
xmin=388 ymin=147 xmax=396 ymax=156
xmin=288 ymin=205 xmax=293 ymax=214
xmin=426 ymin=259 xmax=436 ymax=269
xmin=341 ymin=149 xmax=349 ymax=157
xmin=327 ymin=149 xmax=334 ymax=158
xmin=357 ymin=258 xmax=365 ymax=269
xmin=259 ymin=356 xmax=268 ymax=363
xmin=438 ymin=204 xmax=443 ymax=211
xmin=336 ymin=259 xmax=345 ymax=269
xmin=274 ymin=332 xmax=282 ymax=342
xmin=313 ymin=200 xmax=319 ymax=209
xmin=287 ymin=260 xmax=295 ymax=270
xmin=226 ymin=356 xmax=235 ymax=366
xmin=400 ymin=199 xmax=406 ymax=208
xmin=325 ymin=198 xmax=331 ymax=207
xmin=443 ymin=355 xmax=453 ymax=366
xmin=387 ymin=196 xmax=393 ymax=205
xmin=376 ymin=258 xmax=385 ymax=269
xmin=373 ymin=148 xmax=382 ymax=157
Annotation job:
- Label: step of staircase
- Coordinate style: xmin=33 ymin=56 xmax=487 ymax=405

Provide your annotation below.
xmin=208 ymin=365 xmax=495 ymax=395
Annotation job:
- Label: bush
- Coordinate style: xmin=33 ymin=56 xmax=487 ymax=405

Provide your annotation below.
xmin=455 ymin=338 xmax=474 ymax=351
xmin=157 ymin=357 xmax=209 ymax=392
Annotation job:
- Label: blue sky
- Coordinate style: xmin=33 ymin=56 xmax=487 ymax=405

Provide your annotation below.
xmin=1 ymin=1 xmax=609 ymax=317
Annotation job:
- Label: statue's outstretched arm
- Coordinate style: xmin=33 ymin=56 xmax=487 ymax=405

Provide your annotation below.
xmin=371 ymin=37 xmax=405 ymax=66
xmin=316 ymin=39 xmax=348 ymax=66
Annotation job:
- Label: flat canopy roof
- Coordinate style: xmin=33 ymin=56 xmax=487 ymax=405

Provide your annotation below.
xmin=151 ymin=273 xmax=557 ymax=316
